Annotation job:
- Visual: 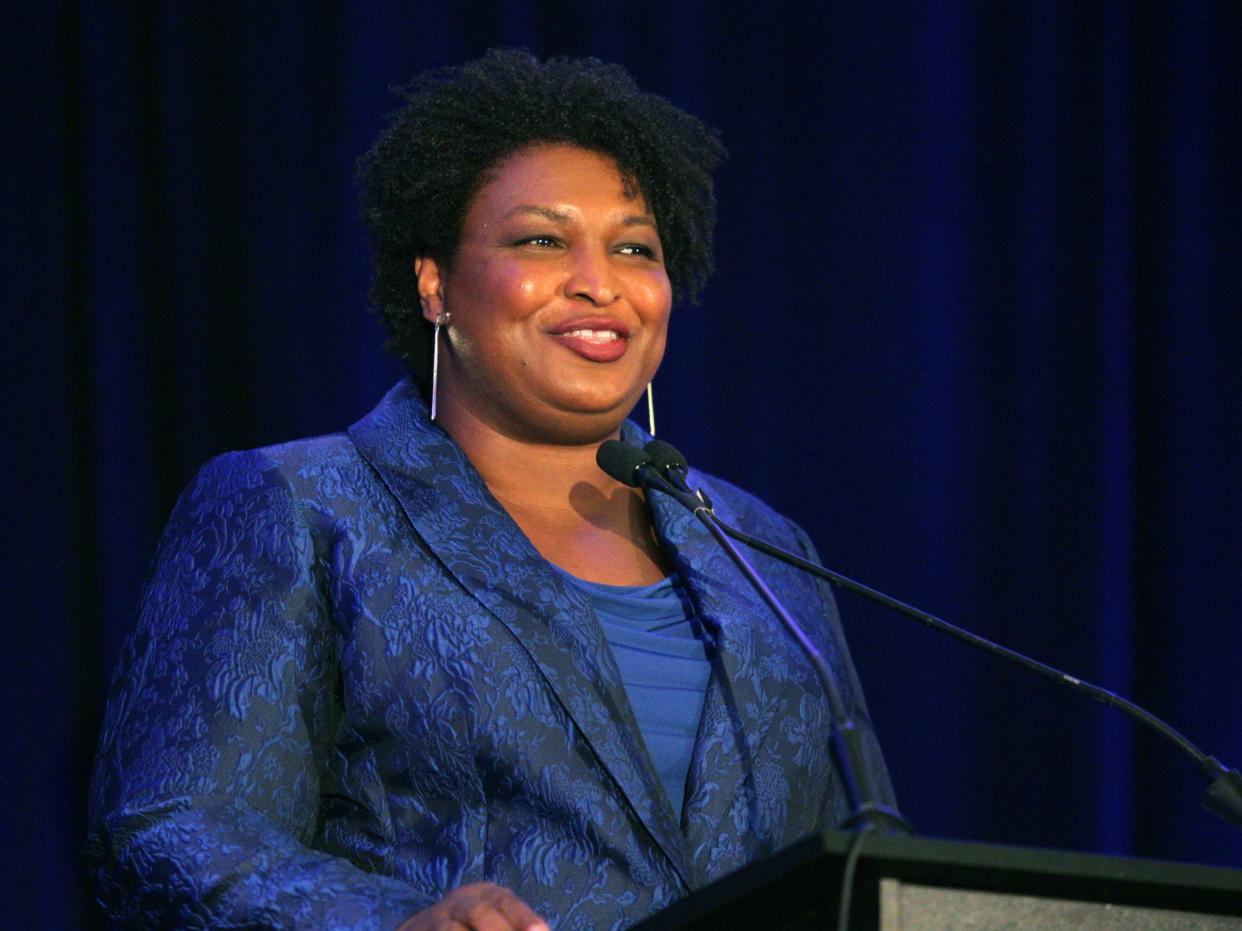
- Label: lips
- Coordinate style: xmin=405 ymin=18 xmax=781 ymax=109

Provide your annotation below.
xmin=546 ymin=317 xmax=631 ymax=363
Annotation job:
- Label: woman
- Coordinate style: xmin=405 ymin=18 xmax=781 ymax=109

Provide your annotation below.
xmin=87 ymin=50 xmax=894 ymax=930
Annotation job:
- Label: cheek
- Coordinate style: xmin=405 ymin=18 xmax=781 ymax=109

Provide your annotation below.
xmin=481 ymin=267 xmax=546 ymax=319
xmin=637 ymin=274 xmax=674 ymax=326
xmin=459 ymin=259 xmax=543 ymax=311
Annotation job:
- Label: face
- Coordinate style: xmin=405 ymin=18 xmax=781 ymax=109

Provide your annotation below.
xmin=416 ymin=144 xmax=672 ymax=444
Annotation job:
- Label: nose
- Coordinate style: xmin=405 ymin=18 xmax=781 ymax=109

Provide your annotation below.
xmin=563 ymin=246 xmax=620 ymax=306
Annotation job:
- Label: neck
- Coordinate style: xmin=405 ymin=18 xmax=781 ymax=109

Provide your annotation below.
xmin=431 ymin=387 xmax=672 ymax=585
xmin=433 ymin=391 xmax=627 ymax=523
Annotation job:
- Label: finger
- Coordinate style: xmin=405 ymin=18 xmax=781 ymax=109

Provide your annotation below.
xmin=450 ymin=886 xmax=548 ymax=931
xmin=484 ymin=888 xmax=549 ymax=931
xmin=450 ymin=900 xmax=520 ymax=931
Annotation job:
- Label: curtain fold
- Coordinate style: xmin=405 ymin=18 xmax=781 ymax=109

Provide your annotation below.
xmin=5 ymin=3 xmax=1239 ymax=926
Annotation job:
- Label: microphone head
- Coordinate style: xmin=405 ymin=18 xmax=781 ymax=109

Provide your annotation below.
xmin=644 ymin=439 xmax=689 ymax=474
xmin=597 ymin=440 xmax=652 ymax=488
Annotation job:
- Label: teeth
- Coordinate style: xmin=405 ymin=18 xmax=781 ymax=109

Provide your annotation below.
xmin=563 ymin=328 xmax=620 ymax=341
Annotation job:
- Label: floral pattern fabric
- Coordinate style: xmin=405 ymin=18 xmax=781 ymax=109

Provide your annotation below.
xmin=86 ymin=380 xmax=894 ymax=930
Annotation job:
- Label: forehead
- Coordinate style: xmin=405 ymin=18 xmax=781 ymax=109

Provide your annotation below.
xmin=468 ymin=144 xmax=650 ymax=220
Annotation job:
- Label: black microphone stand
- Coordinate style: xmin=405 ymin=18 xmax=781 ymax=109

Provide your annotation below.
xmin=642 ymin=442 xmax=1242 ymax=835
xmin=597 ymin=442 xmax=912 ymax=838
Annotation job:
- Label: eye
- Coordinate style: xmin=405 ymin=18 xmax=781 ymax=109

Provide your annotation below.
xmin=513 ymin=235 xmax=562 ymax=248
xmin=618 ymin=243 xmax=659 ymax=260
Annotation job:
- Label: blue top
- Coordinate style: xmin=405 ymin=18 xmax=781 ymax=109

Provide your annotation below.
xmin=557 ymin=569 xmax=715 ymax=819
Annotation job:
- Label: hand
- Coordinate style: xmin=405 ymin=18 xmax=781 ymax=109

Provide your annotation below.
xmin=396 ymin=883 xmax=550 ymax=931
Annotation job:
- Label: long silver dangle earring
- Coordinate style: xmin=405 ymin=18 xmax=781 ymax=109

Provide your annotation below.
xmin=646 ymin=382 xmax=656 ymax=437
xmin=430 ymin=312 xmax=446 ymax=420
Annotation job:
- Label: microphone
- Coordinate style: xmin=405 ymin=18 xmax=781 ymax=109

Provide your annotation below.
xmin=644 ymin=439 xmax=689 ymax=477
xmin=596 ymin=440 xmax=713 ymax=515
xmin=597 ymin=439 xmax=912 ymax=837
xmin=595 ymin=440 xmax=657 ymax=489
xmin=637 ymin=439 xmax=1242 ymax=835
xmin=644 ymin=439 xmax=714 ymax=506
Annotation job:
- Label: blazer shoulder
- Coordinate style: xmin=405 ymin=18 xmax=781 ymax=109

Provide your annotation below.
xmin=690 ymin=468 xmax=812 ymax=555
xmin=193 ymin=432 xmax=376 ymax=490
xmin=176 ymin=432 xmax=395 ymax=537
xmin=222 ymin=431 xmax=363 ymax=471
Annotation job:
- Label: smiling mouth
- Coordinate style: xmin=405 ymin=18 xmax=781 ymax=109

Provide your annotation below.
xmin=560 ymin=327 xmax=623 ymax=343
xmin=550 ymin=325 xmax=630 ymax=362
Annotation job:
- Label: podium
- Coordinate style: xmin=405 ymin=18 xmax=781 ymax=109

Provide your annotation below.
xmin=634 ymin=831 xmax=1242 ymax=929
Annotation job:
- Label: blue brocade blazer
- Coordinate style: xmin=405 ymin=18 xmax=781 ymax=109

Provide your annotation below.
xmin=87 ymin=380 xmax=893 ymax=930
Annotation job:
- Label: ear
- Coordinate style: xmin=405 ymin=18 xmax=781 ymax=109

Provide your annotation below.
xmin=414 ymin=255 xmax=446 ymax=323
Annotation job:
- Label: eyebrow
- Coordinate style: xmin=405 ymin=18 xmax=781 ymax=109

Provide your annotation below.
xmin=503 ymin=204 xmax=657 ymax=229
xmin=621 ymin=214 xmax=658 ymax=229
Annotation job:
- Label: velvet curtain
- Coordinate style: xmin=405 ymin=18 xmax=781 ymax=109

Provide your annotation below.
xmin=5 ymin=3 xmax=1240 ymax=926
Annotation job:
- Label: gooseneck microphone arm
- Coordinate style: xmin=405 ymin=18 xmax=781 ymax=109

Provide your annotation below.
xmin=640 ymin=439 xmax=1242 ymax=835
xmin=596 ymin=440 xmax=913 ymax=837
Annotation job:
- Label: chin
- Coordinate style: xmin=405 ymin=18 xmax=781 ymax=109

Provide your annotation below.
xmin=524 ymin=414 xmax=623 ymax=448
xmin=529 ymin=397 xmax=632 ymax=443
xmin=557 ymin=373 xmax=646 ymax=408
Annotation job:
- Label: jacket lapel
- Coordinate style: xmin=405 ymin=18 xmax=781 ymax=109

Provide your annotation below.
xmin=642 ymin=468 xmax=795 ymax=879
xmin=347 ymin=382 xmax=692 ymax=888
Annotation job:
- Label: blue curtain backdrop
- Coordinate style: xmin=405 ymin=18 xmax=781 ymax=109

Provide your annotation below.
xmin=4 ymin=2 xmax=1240 ymax=926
